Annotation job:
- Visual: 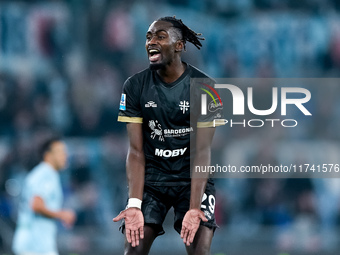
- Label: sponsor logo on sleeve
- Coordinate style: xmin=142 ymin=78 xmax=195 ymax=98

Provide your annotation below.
xmin=208 ymin=99 xmax=223 ymax=112
xmin=119 ymin=94 xmax=126 ymax=111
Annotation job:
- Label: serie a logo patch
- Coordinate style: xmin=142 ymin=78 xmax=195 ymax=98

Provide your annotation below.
xmin=119 ymin=93 xmax=126 ymax=111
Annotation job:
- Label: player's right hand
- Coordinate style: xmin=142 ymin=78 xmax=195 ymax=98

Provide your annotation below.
xmin=113 ymin=207 xmax=144 ymax=247
xmin=58 ymin=210 xmax=76 ymax=228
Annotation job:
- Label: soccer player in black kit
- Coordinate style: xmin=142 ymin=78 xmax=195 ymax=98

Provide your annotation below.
xmin=113 ymin=16 xmax=223 ymax=255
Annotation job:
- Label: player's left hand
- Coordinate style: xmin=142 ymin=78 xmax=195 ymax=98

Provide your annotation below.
xmin=180 ymin=208 xmax=208 ymax=246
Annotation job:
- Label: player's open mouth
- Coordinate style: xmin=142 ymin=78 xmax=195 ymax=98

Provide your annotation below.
xmin=148 ymin=49 xmax=161 ymax=62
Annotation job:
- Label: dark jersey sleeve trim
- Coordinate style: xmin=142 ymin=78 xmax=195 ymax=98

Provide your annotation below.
xmin=118 ymin=116 xmax=143 ymax=123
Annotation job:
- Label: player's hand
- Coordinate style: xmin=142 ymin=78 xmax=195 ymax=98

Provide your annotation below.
xmin=58 ymin=210 xmax=76 ymax=228
xmin=113 ymin=208 xmax=144 ymax=247
xmin=181 ymin=208 xmax=208 ymax=246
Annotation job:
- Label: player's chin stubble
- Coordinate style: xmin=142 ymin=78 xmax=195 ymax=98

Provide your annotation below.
xmin=149 ymin=63 xmax=165 ymax=71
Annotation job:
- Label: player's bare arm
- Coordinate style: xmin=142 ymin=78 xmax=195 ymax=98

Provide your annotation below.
xmin=181 ymin=127 xmax=215 ymax=246
xmin=32 ymin=196 xmax=76 ymax=228
xmin=113 ymin=123 xmax=145 ymax=247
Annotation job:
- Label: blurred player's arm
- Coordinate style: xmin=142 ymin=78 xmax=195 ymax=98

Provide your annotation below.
xmin=113 ymin=123 xmax=145 ymax=247
xmin=31 ymin=196 xmax=76 ymax=228
xmin=181 ymin=127 xmax=215 ymax=246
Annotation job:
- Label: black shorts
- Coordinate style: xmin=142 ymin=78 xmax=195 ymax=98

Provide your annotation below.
xmin=120 ymin=182 xmax=218 ymax=236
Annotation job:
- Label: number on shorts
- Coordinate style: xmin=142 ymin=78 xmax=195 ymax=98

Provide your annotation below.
xmin=201 ymin=193 xmax=215 ymax=214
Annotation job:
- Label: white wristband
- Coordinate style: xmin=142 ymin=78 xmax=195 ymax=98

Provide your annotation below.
xmin=127 ymin=198 xmax=142 ymax=209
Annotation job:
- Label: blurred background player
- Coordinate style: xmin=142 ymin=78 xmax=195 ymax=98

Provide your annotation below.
xmin=12 ymin=137 xmax=76 ymax=255
xmin=113 ymin=16 xmax=223 ymax=255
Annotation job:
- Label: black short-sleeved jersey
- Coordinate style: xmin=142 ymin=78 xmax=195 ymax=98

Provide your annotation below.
xmin=118 ymin=63 xmax=223 ymax=186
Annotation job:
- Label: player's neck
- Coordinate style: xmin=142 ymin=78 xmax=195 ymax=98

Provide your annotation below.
xmin=43 ymin=159 xmax=59 ymax=172
xmin=157 ymin=60 xmax=186 ymax=84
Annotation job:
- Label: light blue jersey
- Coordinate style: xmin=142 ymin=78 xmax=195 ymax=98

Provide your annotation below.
xmin=12 ymin=162 xmax=63 ymax=255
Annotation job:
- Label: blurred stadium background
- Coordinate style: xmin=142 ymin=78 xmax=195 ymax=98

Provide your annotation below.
xmin=1 ymin=0 xmax=340 ymax=254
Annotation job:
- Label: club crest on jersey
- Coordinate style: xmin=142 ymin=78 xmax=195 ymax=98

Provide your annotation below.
xmin=145 ymin=101 xmax=157 ymax=108
xmin=149 ymin=120 xmax=164 ymax=142
xmin=179 ymin=100 xmax=190 ymax=114
xmin=119 ymin=93 xmax=126 ymax=111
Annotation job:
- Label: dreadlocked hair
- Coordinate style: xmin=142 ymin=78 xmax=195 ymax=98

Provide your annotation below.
xmin=158 ymin=16 xmax=205 ymax=50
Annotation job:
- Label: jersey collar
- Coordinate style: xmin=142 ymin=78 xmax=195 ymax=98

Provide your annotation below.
xmin=154 ymin=62 xmax=191 ymax=88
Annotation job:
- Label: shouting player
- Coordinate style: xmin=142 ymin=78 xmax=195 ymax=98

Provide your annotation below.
xmin=113 ymin=16 xmax=223 ymax=255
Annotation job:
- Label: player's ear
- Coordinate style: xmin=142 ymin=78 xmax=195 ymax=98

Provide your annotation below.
xmin=175 ymin=40 xmax=185 ymax=52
